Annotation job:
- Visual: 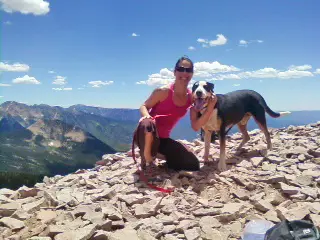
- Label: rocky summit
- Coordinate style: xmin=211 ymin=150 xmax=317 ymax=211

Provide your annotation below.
xmin=1 ymin=122 xmax=320 ymax=240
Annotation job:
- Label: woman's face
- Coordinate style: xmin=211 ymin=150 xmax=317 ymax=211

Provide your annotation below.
xmin=174 ymin=60 xmax=194 ymax=86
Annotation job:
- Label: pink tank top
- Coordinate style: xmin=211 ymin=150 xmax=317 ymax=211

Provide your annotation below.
xmin=149 ymin=83 xmax=192 ymax=138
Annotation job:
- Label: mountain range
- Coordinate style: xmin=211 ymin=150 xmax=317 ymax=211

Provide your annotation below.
xmin=0 ymin=101 xmax=319 ymax=188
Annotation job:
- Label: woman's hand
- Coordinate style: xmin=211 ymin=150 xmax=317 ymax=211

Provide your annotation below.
xmin=139 ymin=115 xmax=154 ymax=123
xmin=207 ymin=94 xmax=217 ymax=110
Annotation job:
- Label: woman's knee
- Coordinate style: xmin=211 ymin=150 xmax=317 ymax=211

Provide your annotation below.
xmin=140 ymin=118 xmax=156 ymax=131
xmin=183 ymin=153 xmax=200 ymax=171
xmin=190 ymin=157 xmax=200 ymax=171
xmin=166 ymin=154 xmax=200 ymax=171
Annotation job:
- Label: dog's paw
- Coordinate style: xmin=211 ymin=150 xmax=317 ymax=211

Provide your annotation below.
xmin=225 ymin=153 xmax=234 ymax=159
xmin=259 ymin=149 xmax=268 ymax=157
xmin=218 ymin=162 xmax=228 ymax=172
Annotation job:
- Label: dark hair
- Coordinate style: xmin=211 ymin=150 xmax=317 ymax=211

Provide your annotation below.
xmin=174 ymin=55 xmax=194 ymax=70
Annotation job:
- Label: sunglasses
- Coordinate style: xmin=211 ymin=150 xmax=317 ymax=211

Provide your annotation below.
xmin=175 ymin=66 xmax=194 ymax=73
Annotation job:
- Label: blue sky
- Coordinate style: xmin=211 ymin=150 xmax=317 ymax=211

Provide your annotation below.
xmin=0 ymin=0 xmax=319 ymax=111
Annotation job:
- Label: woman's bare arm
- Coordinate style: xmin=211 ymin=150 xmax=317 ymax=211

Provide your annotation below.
xmin=139 ymin=87 xmax=168 ymax=118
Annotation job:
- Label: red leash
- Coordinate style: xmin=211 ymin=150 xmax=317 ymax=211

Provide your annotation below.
xmin=132 ymin=115 xmax=174 ymax=194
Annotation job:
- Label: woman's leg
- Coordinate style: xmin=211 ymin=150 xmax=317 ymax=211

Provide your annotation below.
xmin=144 ymin=132 xmax=154 ymax=164
xmin=158 ymin=138 xmax=200 ymax=171
xmin=134 ymin=118 xmax=160 ymax=169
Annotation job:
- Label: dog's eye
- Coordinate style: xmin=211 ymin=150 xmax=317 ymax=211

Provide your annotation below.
xmin=204 ymin=85 xmax=210 ymax=91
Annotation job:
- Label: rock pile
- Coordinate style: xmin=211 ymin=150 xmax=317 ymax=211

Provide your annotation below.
xmin=1 ymin=122 xmax=320 ymax=240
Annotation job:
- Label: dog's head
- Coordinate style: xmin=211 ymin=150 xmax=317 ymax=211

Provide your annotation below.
xmin=191 ymin=81 xmax=215 ymax=111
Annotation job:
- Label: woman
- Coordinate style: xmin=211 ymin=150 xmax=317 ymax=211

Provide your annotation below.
xmin=134 ymin=56 xmax=216 ymax=176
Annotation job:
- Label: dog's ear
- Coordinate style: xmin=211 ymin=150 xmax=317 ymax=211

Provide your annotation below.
xmin=207 ymin=82 xmax=215 ymax=92
xmin=191 ymin=81 xmax=199 ymax=93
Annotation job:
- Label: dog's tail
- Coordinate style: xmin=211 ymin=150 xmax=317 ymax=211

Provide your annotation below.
xmin=258 ymin=95 xmax=291 ymax=118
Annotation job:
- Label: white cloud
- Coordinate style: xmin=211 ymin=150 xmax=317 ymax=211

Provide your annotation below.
xmin=132 ymin=33 xmax=140 ymax=37
xmin=239 ymin=40 xmax=248 ymax=46
xmin=0 ymin=0 xmax=50 ymax=15
xmin=88 ymin=80 xmax=114 ymax=88
xmin=197 ymin=34 xmax=227 ymax=47
xmin=138 ymin=62 xmax=316 ymax=86
xmin=278 ymin=70 xmax=313 ymax=79
xmin=187 ymin=79 xmax=197 ymax=89
xmin=0 ymin=96 xmax=3 ymax=98
xmin=209 ymin=34 xmax=227 ymax=46
xmin=288 ymin=65 xmax=312 ymax=71
xmin=0 ymin=83 xmax=11 ymax=87
xmin=239 ymin=68 xmax=279 ymax=79
xmin=194 ymin=61 xmax=240 ymax=78
xmin=0 ymin=62 xmax=30 ymax=72
xmin=52 ymin=87 xmax=72 ymax=91
xmin=53 ymin=76 xmax=67 ymax=85
xmin=136 ymin=68 xmax=175 ymax=86
xmin=188 ymin=46 xmax=196 ymax=51
xmin=137 ymin=62 xmax=240 ymax=86
xmin=247 ymin=67 xmax=314 ymax=79
xmin=239 ymin=39 xmax=264 ymax=47
xmin=233 ymin=84 xmax=240 ymax=87
xmin=197 ymin=38 xmax=207 ymax=43
xmin=4 ymin=20 xmax=11 ymax=25
xmin=218 ymin=66 xmax=314 ymax=80
xmin=13 ymin=75 xmax=41 ymax=84
xmin=48 ymin=70 xmax=55 ymax=74
xmin=77 ymin=87 xmax=84 ymax=90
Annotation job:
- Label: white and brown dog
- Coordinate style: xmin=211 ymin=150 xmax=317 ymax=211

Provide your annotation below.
xmin=192 ymin=81 xmax=291 ymax=172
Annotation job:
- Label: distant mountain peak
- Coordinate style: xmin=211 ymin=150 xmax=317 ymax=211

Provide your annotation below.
xmin=0 ymin=101 xmax=28 ymax=110
xmin=0 ymin=115 xmax=26 ymax=133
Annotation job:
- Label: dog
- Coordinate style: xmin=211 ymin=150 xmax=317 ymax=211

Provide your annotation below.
xmin=191 ymin=80 xmax=291 ymax=172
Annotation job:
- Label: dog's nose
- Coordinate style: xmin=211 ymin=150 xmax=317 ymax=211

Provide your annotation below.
xmin=196 ymin=91 xmax=202 ymax=97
